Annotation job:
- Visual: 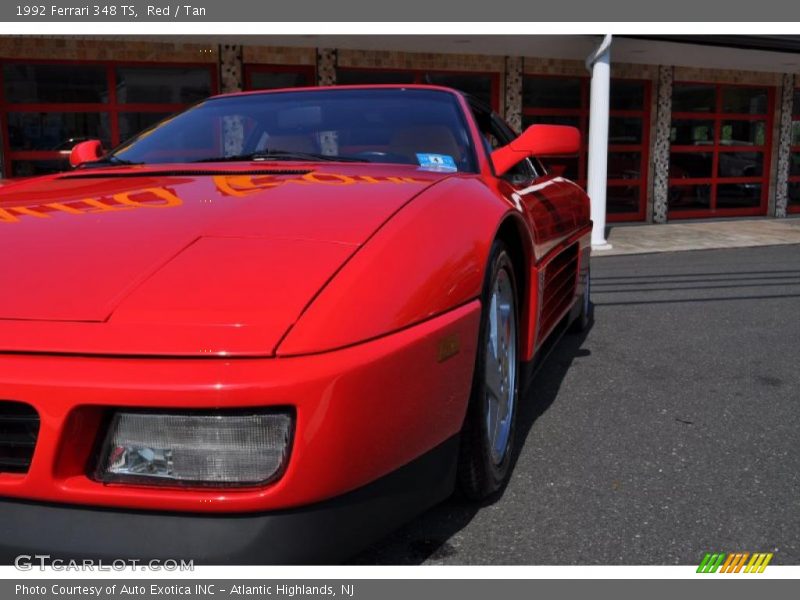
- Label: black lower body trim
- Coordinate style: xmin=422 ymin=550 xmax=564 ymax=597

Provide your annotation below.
xmin=0 ymin=436 xmax=459 ymax=565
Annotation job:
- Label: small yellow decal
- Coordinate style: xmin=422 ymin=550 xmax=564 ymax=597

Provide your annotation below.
xmin=437 ymin=334 xmax=461 ymax=363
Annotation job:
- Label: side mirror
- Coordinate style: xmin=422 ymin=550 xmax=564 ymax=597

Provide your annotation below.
xmin=69 ymin=139 xmax=104 ymax=168
xmin=491 ymin=125 xmax=580 ymax=176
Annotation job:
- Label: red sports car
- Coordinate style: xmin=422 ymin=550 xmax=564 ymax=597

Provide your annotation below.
xmin=0 ymin=85 xmax=590 ymax=564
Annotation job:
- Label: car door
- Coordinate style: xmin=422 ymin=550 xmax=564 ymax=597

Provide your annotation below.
xmin=468 ymin=99 xmax=590 ymax=349
xmin=468 ymin=100 xmax=586 ymax=261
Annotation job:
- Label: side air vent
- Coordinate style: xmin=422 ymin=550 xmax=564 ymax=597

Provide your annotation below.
xmin=0 ymin=401 xmax=40 ymax=474
xmin=60 ymin=169 xmax=313 ymax=179
xmin=539 ymin=243 xmax=579 ymax=337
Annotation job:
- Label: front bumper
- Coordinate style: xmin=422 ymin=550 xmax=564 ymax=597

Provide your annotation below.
xmin=0 ymin=436 xmax=458 ymax=565
xmin=0 ymin=301 xmax=479 ymax=514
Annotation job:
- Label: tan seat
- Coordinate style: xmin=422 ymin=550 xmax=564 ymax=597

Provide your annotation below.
xmin=389 ymin=126 xmax=462 ymax=163
xmin=262 ymin=134 xmax=318 ymax=153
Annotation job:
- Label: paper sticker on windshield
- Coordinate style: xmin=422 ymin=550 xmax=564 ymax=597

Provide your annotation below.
xmin=416 ymin=153 xmax=457 ymax=172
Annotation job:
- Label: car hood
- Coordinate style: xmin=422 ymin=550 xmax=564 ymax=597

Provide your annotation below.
xmin=0 ymin=163 xmax=448 ymax=356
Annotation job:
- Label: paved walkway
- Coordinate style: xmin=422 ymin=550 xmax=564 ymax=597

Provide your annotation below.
xmin=594 ymin=217 xmax=800 ymax=256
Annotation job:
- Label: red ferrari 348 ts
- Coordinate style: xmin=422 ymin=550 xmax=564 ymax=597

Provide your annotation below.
xmin=0 ymin=85 xmax=590 ymax=563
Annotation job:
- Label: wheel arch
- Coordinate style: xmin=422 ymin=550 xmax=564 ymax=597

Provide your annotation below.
xmin=493 ymin=213 xmax=537 ymax=363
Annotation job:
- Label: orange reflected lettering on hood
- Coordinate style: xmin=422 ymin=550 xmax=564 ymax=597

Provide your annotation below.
xmin=0 ymin=186 xmax=182 ymax=224
xmin=213 ymin=172 xmax=429 ymax=197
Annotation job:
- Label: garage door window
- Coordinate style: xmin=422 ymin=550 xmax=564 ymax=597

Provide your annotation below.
xmin=789 ymin=88 xmax=800 ymax=213
xmin=522 ymin=75 xmax=651 ymax=222
xmin=668 ymin=82 xmax=774 ymax=218
xmin=0 ymin=61 xmax=215 ymax=178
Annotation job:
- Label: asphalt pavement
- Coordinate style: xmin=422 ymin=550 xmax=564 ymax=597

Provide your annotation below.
xmin=353 ymin=244 xmax=800 ymax=565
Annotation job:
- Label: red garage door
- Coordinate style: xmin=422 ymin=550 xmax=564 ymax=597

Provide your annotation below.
xmin=0 ymin=60 xmax=216 ymax=177
xmin=522 ymin=75 xmax=651 ymax=222
xmin=668 ymin=82 xmax=774 ymax=219
xmin=789 ymin=87 xmax=800 ymax=214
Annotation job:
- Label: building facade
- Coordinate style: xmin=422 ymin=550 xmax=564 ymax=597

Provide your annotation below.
xmin=0 ymin=35 xmax=798 ymax=223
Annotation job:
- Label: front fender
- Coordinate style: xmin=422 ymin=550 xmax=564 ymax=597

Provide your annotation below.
xmin=277 ymin=177 xmax=513 ymax=356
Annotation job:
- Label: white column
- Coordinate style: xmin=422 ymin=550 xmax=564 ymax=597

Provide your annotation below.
xmin=586 ymin=35 xmax=612 ymax=249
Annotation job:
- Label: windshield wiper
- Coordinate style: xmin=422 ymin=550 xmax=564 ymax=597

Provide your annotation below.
xmin=78 ymin=156 xmax=144 ymax=168
xmin=193 ymin=150 xmax=368 ymax=163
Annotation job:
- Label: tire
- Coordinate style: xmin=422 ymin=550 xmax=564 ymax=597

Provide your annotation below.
xmin=458 ymin=240 xmax=520 ymax=500
xmin=569 ymin=261 xmax=592 ymax=333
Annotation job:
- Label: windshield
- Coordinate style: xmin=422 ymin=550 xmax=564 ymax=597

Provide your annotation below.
xmin=107 ymin=88 xmax=478 ymax=173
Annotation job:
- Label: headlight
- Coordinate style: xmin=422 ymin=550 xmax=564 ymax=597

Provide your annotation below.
xmin=94 ymin=410 xmax=293 ymax=487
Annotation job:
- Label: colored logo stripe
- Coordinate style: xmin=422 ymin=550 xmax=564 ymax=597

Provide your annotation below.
xmin=745 ymin=553 xmax=773 ymax=573
xmin=697 ymin=553 xmax=726 ymax=573
xmin=720 ymin=553 xmax=736 ymax=572
xmin=697 ymin=552 xmax=773 ymax=573
xmin=731 ymin=553 xmax=747 ymax=573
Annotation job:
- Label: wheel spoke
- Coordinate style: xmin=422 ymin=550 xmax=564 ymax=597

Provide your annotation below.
xmin=483 ymin=265 xmax=517 ymax=466
xmin=485 ymin=346 xmax=504 ymax=401
xmin=488 ymin=292 xmax=499 ymax=359
xmin=485 ymin=392 xmax=500 ymax=452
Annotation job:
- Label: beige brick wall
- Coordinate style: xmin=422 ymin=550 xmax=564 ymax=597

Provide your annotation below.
xmin=0 ymin=36 xmax=217 ymax=63
xmin=612 ymin=63 xmax=660 ymax=80
xmin=337 ymin=49 xmax=504 ymax=72
xmin=523 ymin=56 xmax=658 ymax=81
xmin=673 ymin=66 xmax=782 ymax=86
xmin=224 ymin=45 xmax=515 ymax=74
xmin=0 ymin=38 xmax=783 ymax=88
xmin=523 ymin=57 xmax=585 ymax=77
xmin=242 ymin=46 xmax=316 ymax=66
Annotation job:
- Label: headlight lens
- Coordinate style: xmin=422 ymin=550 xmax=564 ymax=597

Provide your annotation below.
xmin=95 ymin=410 xmax=293 ymax=487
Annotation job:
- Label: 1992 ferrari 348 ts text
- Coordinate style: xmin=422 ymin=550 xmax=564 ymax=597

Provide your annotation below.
xmin=0 ymin=85 xmax=591 ymax=564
